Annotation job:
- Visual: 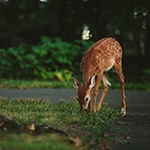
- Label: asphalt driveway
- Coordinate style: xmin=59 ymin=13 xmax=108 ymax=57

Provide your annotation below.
xmin=0 ymin=89 xmax=150 ymax=150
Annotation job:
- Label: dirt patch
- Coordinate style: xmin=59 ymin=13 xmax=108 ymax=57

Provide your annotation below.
xmin=0 ymin=114 xmax=67 ymax=136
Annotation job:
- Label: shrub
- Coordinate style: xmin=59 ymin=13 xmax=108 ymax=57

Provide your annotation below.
xmin=0 ymin=37 xmax=94 ymax=81
xmin=141 ymin=68 xmax=150 ymax=82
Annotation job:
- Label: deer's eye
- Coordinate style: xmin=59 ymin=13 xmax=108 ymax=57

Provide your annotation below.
xmin=85 ymin=97 xmax=88 ymax=101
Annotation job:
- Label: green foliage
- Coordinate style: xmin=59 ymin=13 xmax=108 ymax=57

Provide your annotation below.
xmin=141 ymin=68 xmax=150 ymax=82
xmin=0 ymin=37 xmax=94 ymax=81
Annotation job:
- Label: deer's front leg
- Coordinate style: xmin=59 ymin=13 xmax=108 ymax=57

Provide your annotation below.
xmin=97 ymin=74 xmax=111 ymax=111
xmin=88 ymin=100 xmax=92 ymax=111
xmin=93 ymin=90 xmax=98 ymax=113
xmin=92 ymin=74 xmax=102 ymax=112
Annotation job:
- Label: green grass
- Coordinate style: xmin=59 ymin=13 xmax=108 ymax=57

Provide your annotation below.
xmin=0 ymin=97 xmax=120 ymax=150
xmin=0 ymin=78 xmax=149 ymax=149
xmin=0 ymin=134 xmax=71 ymax=150
xmin=0 ymin=79 xmax=150 ymax=90
xmin=0 ymin=79 xmax=72 ymax=89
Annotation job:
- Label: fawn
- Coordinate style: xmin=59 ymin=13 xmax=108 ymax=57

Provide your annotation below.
xmin=72 ymin=37 xmax=126 ymax=116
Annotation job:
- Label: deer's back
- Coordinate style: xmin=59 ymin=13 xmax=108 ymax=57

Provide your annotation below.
xmin=81 ymin=37 xmax=122 ymax=83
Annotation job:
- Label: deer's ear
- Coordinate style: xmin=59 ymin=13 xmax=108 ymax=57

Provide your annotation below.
xmin=88 ymin=74 xmax=96 ymax=89
xmin=72 ymin=76 xmax=81 ymax=89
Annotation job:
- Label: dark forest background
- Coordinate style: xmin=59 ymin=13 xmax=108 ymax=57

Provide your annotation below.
xmin=0 ymin=0 xmax=150 ymax=82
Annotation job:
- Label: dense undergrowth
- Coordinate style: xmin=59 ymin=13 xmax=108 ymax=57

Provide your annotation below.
xmin=0 ymin=37 xmax=93 ymax=81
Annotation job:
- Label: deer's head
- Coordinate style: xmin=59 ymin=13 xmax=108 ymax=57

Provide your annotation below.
xmin=72 ymin=75 xmax=96 ymax=111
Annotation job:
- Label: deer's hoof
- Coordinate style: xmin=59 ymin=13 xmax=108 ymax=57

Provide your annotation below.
xmin=121 ymin=108 xmax=126 ymax=117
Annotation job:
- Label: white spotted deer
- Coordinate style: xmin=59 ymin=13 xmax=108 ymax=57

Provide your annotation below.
xmin=72 ymin=37 xmax=126 ymax=116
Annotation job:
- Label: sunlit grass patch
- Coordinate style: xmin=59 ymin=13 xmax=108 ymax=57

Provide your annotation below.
xmin=0 ymin=79 xmax=72 ymax=89
xmin=0 ymin=133 xmax=72 ymax=150
xmin=0 ymin=78 xmax=150 ymax=90
xmin=0 ymin=97 xmax=120 ymax=150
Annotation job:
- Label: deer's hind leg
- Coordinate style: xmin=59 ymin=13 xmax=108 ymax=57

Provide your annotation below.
xmin=114 ymin=62 xmax=126 ymax=116
xmin=97 ymin=73 xmax=111 ymax=111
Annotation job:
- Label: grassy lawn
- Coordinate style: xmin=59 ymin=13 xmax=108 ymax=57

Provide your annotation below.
xmin=0 ymin=79 xmax=149 ymax=149
xmin=0 ymin=79 xmax=72 ymax=89
xmin=0 ymin=97 xmax=119 ymax=150
xmin=0 ymin=79 xmax=149 ymax=90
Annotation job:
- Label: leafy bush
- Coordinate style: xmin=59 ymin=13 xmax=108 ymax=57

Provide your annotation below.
xmin=0 ymin=37 xmax=94 ymax=81
xmin=141 ymin=68 xmax=150 ymax=82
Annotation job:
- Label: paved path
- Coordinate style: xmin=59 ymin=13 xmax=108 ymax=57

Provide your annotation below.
xmin=0 ymin=89 xmax=150 ymax=150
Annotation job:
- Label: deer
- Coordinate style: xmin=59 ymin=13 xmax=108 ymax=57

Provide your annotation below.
xmin=72 ymin=37 xmax=126 ymax=116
